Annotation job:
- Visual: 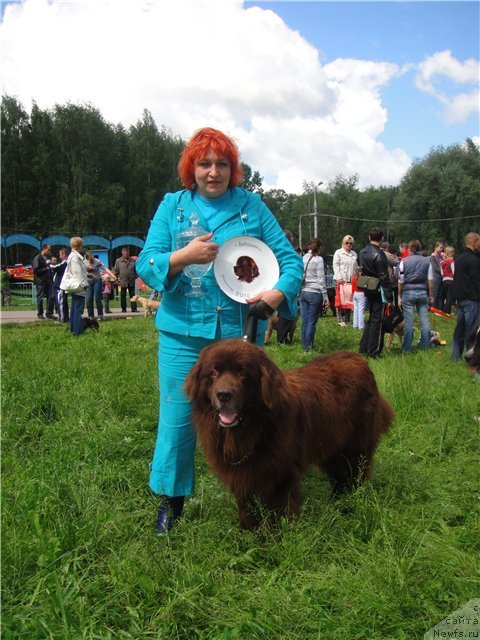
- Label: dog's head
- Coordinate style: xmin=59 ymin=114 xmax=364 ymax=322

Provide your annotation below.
xmin=233 ymin=256 xmax=260 ymax=284
xmin=465 ymin=325 xmax=480 ymax=379
xmin=185 ymin=339 xmax=286 ymax=429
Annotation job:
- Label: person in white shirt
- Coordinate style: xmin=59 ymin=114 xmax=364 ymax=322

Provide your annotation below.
xmin=61 ymin=237 xmax=89 ymax=336
xmin=300 ymin=237 xmax=329 ymax=351
xmin=333 ymin=235 xmax=358 ymax=326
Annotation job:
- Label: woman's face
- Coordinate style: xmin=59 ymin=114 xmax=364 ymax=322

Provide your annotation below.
xmin=343 ymin=240 xmax=353 ymax=252
xmin=194 ymin=151 xmax=231 ymax=199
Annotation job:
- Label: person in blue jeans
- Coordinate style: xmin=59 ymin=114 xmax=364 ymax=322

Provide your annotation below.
xmin=450 ymin=232 xmax=480 ymax=360
xmin=299 ymin=238 xmax=328 ymax=351
xmin=60 ymin=237 xmax=89 ymax=336
xmin=84 ymin=252 xmax=115 ymax=320
xmin=398 ymin=240 xmax=434 ymax=352
xmin=135 ymin=127 xmax=303 ymax=535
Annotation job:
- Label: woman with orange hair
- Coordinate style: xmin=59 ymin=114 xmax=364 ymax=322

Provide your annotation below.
xmin=136 ymin=127 xmax=303 ymax=535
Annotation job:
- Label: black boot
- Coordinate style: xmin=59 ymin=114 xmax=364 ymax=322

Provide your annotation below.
xmin=155 ymin=496 xmax=185 ymax=536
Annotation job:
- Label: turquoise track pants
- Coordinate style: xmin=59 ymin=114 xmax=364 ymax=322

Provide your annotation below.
xmin=150 ymin=327 xmax=265 ymax=497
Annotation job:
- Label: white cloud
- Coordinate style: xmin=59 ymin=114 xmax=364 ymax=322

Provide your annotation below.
xmin=1 ymin=0 xmax=412 ymax=192
xmin=415 ymin=50 xmax=480 ymax=124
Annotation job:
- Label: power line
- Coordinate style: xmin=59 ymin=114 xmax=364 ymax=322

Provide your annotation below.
xmin=312 ymin=213 xmax=480 ymax=223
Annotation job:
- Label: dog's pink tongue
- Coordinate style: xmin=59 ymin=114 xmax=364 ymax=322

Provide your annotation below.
xmin=219 ymin=410 xmax=238 ymax=425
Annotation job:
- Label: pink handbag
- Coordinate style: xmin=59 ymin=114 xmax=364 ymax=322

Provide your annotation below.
xmin=338 ymin=282 xmax=354 ymax=308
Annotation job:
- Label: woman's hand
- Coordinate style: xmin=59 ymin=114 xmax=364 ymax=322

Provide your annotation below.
xmin=247 ymin=288 xmax=285 ymax=313
xmin=169 ymin=232 xmax=219 ymax=276
xmin=183 ymin=232 xmax=219 ymax=265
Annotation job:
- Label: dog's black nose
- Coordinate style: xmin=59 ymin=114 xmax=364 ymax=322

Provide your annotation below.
xmin=216 ymin=390 xmax=233 ymax=404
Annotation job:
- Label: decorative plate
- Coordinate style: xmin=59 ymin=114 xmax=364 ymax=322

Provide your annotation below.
xmin=214 ymin=235 xmax=280 ymax=303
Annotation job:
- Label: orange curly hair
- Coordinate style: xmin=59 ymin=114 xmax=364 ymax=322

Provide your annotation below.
xmin=177 ymin=127 xmax=244 ymax=191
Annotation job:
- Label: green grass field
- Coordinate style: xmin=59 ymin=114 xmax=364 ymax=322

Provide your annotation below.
xmin=1 ymin=314 xmax=479 ymax=639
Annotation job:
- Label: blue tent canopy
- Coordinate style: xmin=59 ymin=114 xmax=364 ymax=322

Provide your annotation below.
xmin=43 ymin=235 xmax=70 ymax=247
xmin=2 ymin=233 xmax=146 ymax=255
xmin=111 ymin=235 xmax=144 ymax=250
xmin=4 ymin=234 xmax=41 ymax=250
xmin=84 ymin=235 xmax=111 ymax=248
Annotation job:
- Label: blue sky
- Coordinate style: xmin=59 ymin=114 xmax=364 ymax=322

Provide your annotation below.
xmin=244 ymin=1 xmax=480 ymax=160
xmin=1 ymin=0 xmax=479 ymax=191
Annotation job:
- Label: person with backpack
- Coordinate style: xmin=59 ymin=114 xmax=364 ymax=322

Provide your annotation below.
xmin=358 ymin=227 xmax=393 ymax=358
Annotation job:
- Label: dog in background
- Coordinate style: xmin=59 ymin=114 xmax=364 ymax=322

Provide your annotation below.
xmin=131 ymin=295 xmax=161 ymax=317
xmin=384 ymin=320 xmax=404 ymax=349
xmin=82 ymin=317 xmax=99 ymax=331
xmin=264 ymin=312 xmax=298 ymax=345
xmin=326 ymin=287 xmax=336 ymax=316
xmin=465 ymin=325 xmax=480 ymax=380
xmin=185 ymin=339 xmax=394 ymax=529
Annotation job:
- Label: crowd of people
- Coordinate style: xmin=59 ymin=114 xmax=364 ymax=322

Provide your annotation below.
xmin=291 ymin=230 xmax=480 ymax=362
xmin=21 ymin=242 xmax=139 ymax=335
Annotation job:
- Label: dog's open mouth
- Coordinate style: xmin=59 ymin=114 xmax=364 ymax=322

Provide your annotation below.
xmin=217 ymin=410 xmax=241 ymax=428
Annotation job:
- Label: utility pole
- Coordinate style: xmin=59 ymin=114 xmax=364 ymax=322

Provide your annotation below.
xmin=313 ymin=181 xmax=323 ymax=238
xmin=299 ymin=181 xmax=324 ymax=248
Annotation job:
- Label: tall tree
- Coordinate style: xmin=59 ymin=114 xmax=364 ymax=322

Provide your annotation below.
xmin=126 ymin=111 xmax=183 ymax=231
xmin=240 ymin=162 xmax=263 ymax=194
xmin=394 ymin=142 xmax=480 ymax=249
xmin=1 ymin=96 xmax=32 ymax=238
xmin=51 ymin=102 xmax=123 ymax=233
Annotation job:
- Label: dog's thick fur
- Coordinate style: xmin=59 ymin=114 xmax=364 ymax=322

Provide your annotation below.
xmin=465 ymin=325 xmax=480 ymax=379
xmin=131 ymin=295 xmax=160 ymax=317
xmin=185 ymin=339 xmax=394 ymax=529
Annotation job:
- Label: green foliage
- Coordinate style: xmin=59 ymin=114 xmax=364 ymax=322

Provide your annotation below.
xmin=392 ymin=143 xmax=480 ymax=250
xmin=0 ymin=97 xmax=185 ymax=245
xmin=1 ymin=316 xmax=479 ymax=638
xmin=240 ymin=163 xmax=264 ymax=195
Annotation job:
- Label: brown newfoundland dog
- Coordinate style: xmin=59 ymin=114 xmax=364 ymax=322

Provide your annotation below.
xmin=185 ymin=339 xmax=394 ymax=529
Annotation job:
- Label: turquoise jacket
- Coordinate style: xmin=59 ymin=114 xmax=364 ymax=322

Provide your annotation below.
xmin=136 ymin=188 xmax=303 ymax=339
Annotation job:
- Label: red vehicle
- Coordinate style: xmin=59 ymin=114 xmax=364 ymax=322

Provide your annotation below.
xmin=6 ymin=264 xmax=34 ymax=282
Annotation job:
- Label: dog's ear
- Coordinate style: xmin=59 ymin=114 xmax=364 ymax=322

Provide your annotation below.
xmin=184 ymin=362 xmax=200 ymax=400
xmin=259 ymin=359 xmax=285 ymax=410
